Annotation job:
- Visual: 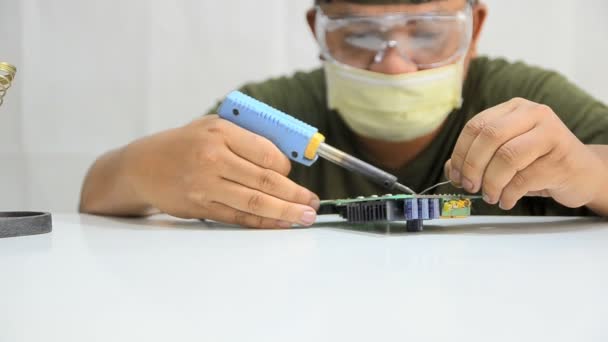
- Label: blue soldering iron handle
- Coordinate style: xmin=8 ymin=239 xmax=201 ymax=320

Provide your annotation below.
xmin=217 ymin=91 xmax=320 ymax=166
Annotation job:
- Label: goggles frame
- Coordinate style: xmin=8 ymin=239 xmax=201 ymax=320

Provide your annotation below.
xmin=315 ymin=3 xmax=474 ymax=69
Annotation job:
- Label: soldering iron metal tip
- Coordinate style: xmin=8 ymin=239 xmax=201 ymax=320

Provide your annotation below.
xmin=393 ymin=182 xmax=417 ymax=195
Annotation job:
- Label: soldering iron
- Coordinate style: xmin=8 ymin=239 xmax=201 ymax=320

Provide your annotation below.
xmin=218 ymin=91 xmax=416 ymax=195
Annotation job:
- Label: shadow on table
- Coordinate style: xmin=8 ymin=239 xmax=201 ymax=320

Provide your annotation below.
xmin=78 ymin=214 xmax=246 ymax=232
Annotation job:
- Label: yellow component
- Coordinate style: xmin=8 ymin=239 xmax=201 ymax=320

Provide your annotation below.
xmin=441 ymin=198 xmax=472 ymax=219
xmin=304 ymin=132 xmax=326 ymax=160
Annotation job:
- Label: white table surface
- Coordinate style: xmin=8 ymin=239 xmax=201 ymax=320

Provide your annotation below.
xmin=1 ymin=213 xmax=608 ymax=342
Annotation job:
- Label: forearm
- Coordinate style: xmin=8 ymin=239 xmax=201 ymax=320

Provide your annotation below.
xmin=585 ymin=145 xmax=608 ymax=217
xmin=79 ymin=146 xmax=156 ymax=217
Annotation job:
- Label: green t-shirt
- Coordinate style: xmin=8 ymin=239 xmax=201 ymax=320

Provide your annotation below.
xmin=213 ymin=57 xmax=608 ymax=216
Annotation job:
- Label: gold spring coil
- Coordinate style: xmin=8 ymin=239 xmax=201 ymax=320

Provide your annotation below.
xmin=0 ymin=62 xmax=17 ymax=107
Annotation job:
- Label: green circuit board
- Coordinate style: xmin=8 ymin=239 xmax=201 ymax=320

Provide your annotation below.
xmin=318 ymin=194 xmax=480 ymax=232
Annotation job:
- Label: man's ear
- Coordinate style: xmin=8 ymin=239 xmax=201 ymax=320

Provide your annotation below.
xmin=306 ymin=9 xmax=317 ymax=39
xmin=307 ymin=8 xmax=326 ymax=60
xmin=469 ymin=2 xmax=488 ymax=57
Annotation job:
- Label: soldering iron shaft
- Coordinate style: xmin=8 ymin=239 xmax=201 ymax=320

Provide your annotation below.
xmin=316 ymin=143 xmax=416 ymax=195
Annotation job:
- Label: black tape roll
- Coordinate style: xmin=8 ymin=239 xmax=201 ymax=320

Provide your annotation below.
xmin=0 ymin=212 xmax=52 ymax=238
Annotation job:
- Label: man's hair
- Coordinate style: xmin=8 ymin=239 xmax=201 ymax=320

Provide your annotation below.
xmin=315 ymin=0 xmax=479 ymax=5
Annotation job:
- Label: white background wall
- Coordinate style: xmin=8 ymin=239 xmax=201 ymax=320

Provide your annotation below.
xmin=1 ymin=0 xmax=607 ymax=213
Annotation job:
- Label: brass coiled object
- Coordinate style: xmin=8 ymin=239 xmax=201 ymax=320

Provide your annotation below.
xmin=0 ymin=62 xmax=17 ymax=107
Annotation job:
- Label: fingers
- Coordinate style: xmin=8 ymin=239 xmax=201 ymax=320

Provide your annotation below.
xmin=526 ymin=190 xmax=551 ymax=197
xmin=214 ymin=118 xmax=293 ymax=176
xmin=208 ymin=179 xmax=317 ymax=227
xmin=445 ymin=97 xmax=585 ymax=210
xmin=221 ymin=152 xmax=320 ymax=208
xmin=200 ymin=201 xmax=289 ymax=229
xmin=186 ymin=116 xmax=319 ymax=228
xmin=459 ymin=104 xmax=539 ymax=193
xmin=444 ymin=159 xmax=462 ymax=188
xmin=450 ymin=99 xmax=522 ymax=188
xmin=480 ymin=127 xmax=554 ymax=205
xmin=496 ymin=155 xmax=557 ymax=210
xmin=221 ymin=181 xmax=317 ymax=226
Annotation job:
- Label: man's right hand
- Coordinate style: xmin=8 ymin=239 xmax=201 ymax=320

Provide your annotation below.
xmin=120 ymin=115 xmax=320 ymax=228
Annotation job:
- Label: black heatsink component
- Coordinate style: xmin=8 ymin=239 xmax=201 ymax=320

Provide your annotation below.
xmin=343 ymin=200 xmax=399 ymax=223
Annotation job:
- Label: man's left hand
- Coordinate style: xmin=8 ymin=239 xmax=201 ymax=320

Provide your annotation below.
xmin=445 ymin=97 xmax=608 ymax=210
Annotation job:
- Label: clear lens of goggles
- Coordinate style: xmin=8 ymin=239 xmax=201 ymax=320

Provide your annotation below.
xmin=315 ymin=5 xmax=473 ymax=69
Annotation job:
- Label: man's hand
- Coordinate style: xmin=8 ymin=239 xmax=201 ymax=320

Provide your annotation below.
xmin=445 ymin=98 xmax=608 ymax=211
xmin=121 ymin=115 xmax=320 ymax=228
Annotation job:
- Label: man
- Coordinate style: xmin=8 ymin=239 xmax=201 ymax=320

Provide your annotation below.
xmin=79 ymin=0 xmax=608 ymax=228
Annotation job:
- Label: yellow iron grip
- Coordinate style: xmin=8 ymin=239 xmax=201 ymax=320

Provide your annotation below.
xmin=304 ymin=133 xmax=325 ymax=160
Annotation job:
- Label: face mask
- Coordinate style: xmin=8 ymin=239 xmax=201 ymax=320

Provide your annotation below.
xmin=324 ymin=59 xmax=464 ymax=142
